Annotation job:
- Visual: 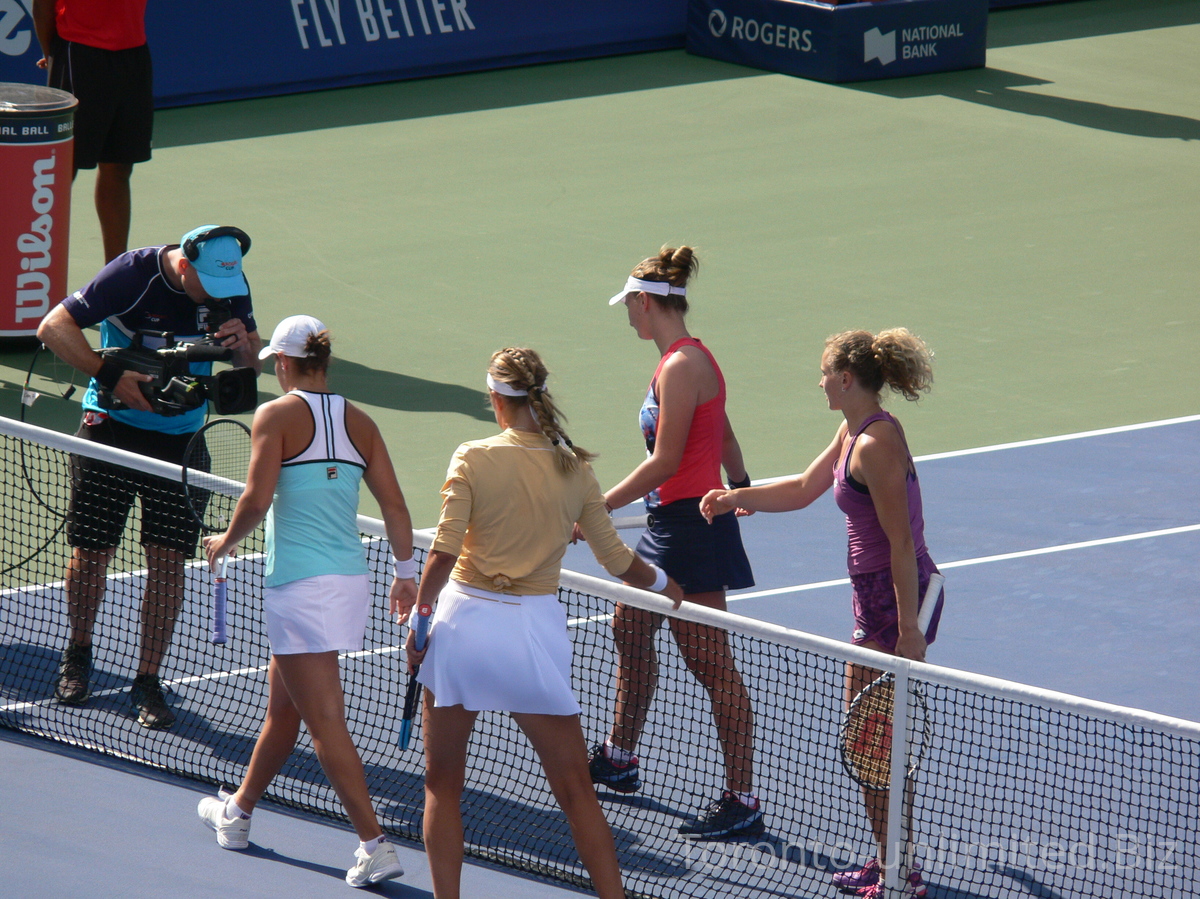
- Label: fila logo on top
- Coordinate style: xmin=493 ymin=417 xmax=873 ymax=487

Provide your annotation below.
xmin=709 ymin=9 xmax=727 ymax=37
xmin=864 ymin=27 xmax=896 ymax=66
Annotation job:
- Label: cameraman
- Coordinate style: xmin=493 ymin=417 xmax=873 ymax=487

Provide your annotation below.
xmin=37 ymin=225 xmax=262 ymax=729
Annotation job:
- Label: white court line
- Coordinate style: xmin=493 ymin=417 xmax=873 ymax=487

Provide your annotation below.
xmin=755 ymin=413 xmax=1200 ymax=484
xmin=728 ymin=523 xmax=1200 ymax=602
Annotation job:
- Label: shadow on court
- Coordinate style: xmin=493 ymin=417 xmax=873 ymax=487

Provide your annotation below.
xmin=238 ymin=843 xmax=429 ymax=896
xmin=987 ymin=0 xmax=1200 ymax=49
xmin=154 ymin=51 xmax=761 ymax=149
xmin=850 ymin=67 xmax=1200 ymax=141
xmin=330 ymin=358 xmax=493 ymax=421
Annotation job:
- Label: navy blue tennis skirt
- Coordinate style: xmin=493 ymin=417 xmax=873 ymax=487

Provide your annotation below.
xmin=635 ymin=498 xmax=755 ymax=595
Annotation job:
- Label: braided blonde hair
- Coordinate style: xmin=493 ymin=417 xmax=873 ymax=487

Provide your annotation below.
xmin=488 ymin=347 xmax=595 ymax=471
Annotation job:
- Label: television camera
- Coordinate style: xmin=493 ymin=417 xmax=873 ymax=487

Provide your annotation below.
xmin=97 ymin=318 xmax=257 ymax=417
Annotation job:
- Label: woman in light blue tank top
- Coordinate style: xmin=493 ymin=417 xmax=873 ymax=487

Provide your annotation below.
xmin=195 ymin=316 xmax=418 ymax=888
xmin=700 ymin=328 xmax=940 ymax=899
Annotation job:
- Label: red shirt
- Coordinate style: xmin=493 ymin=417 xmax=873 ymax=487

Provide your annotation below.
xmin=640 ymin=337 xmax=727 ymax=507
xmin=56 ymin=0 xmax=148 ymax=51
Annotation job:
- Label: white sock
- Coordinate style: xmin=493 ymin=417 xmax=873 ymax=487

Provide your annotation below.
xmin=361 ymin=835 xmax=387 ymax=855
xmin=225 ymin=797 xmax=250 ymax=819
xmin=604 ymin=739 xmax=635 ymax=767
xmin=733 ymin=790 xmax=759 ymax=809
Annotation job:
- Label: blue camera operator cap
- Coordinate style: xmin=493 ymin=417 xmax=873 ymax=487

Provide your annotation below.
xmin=181 ymin=225 xmax=249 ymax=299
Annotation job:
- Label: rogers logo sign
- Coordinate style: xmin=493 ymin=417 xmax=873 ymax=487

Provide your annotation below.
xmin=705 ymin=8 xmax=813 ymax=53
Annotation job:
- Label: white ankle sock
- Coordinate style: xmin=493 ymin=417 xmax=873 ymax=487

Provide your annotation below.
xmin=361 ymin=835 xmax=387 ymax=855
xmin=225 ymin=797 xmax=250 ymax=819
xmin=604 ymin=739 xmax=635 ymax=767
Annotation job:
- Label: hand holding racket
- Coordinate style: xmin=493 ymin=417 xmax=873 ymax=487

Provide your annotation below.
xmin=397 ymin=603 xmax=433 ymax=750
xmin=184 ymin=419 xmax=252 ymax=645
xmin=838 ymin=572 xmax=944 ymax=790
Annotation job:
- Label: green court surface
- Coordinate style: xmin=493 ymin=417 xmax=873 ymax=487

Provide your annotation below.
xmin=1 ymin=0 xmax=1196 ymax=526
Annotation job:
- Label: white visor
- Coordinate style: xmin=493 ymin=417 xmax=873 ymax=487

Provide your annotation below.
xmin=486 ymin=374 xmax=528 ymax=397
xmin=608 ymin=276 xmax=688 ymax=306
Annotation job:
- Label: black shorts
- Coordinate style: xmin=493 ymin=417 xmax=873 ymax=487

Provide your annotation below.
xmin=635 ymin=498 xmax=755 ymax=595
xmin=67 ymin=416 xmax=200 ymax=555
xmin=48 ymin=39 xmax=153 ymax=169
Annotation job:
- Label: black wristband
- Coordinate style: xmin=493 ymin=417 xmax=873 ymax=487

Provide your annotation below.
xmin=95 ymin=358 xmax=124 ymax=392
xmin=728 ymin=474 xmax=751 ymax=490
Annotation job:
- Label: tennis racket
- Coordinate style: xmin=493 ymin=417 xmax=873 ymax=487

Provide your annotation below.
xmin=838 ymin=573 xmax=944 ymax=790
xmin=182 ymin=419 xmax=252 ymax=645
xmin=397 ymin=602 xmax=433 ymax=750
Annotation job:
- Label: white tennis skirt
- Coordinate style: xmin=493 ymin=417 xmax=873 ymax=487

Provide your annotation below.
xmin=417 ymin=582 xmax=580 ymax=716
xmin=263 ymin=573 xmax=371 ymax=655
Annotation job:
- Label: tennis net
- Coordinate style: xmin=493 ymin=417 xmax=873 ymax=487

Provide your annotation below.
xmin=1 ymin=415 xmax=1196 ymax=898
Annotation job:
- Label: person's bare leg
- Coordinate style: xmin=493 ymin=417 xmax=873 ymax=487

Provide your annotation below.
xmin=514 ymin=712 xmax=626 ymax=899
xmin=230 ymin=657 xmax=302 ymax=813
xmin=273 ymin=652 xmax=383 ymax=840
xmin=422 ymin=691 xmax=478 ymax=899
xmin=138 ymin=544 xmax=185 ymax=676
xmin=64 ymin=547 xmax=115 ymax=648
xmin=95 ymin=162 xmax=133 ymax=263
xmin=669 ymin=591 xmax=754 ymax=794
xmin=607 ymin=602 xmax=662 ymax=752
xmin=846 ymin=649 xmax=914 ymax=877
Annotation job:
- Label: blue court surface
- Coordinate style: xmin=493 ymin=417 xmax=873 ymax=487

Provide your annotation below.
xmin=567 ymin=414 xmax=1200 ymax=723
xmin=0 ymin=725 xmax=588 ymax=899
xmin=3 ymin=415 xmax=1195 ymax=899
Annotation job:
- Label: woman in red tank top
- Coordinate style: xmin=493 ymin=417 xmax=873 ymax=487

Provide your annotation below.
xmin=584 ymin=245 xmax=761 ymax=840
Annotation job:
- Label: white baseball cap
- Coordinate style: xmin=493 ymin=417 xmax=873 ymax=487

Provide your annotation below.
xmin=258 ymin=314 xmax=327 ymax=360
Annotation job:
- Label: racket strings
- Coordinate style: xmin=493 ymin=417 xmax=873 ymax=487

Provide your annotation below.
xmin=842 ymin=675 xmax=930 ymax=790
xmin=184 ymin=420 xmax=252 ymax=533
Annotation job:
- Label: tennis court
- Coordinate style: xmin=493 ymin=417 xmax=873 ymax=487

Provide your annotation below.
xmin=0 ymin=1 xmax=1197 ymax=897
xmin=2 ymin=411 xmax=1196 ymax=898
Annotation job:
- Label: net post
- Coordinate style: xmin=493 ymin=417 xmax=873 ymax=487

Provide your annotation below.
xmin=883 ymin=659 xmax=912 ymax=895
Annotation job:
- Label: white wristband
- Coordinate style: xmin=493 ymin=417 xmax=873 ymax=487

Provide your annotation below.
xmin=393 ymin=556 xmax=417 ymax=580
xmin=648 ymin=565 xmax=668 ymax=593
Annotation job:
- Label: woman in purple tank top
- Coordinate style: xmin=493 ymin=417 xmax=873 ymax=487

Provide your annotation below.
xmin=700 ymin=328 xmax=940 ymax=899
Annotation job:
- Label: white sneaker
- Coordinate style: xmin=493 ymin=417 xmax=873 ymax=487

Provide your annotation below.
xmin=197 ymin=788 xmax=251 ymax=850
xmin=345 ymin=840 xmax=404 ymax=888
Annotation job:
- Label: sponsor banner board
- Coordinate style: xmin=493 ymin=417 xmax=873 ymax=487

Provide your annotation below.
xmin=0 ymin=0 xmax=687 ymax=107
xmin=687 ymin=0 xmax=987 ymax=83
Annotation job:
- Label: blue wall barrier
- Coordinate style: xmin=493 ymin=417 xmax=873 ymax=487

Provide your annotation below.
xmin=0 ymin=0 xmax=687 ymax=107
xmin=687 ymin=0 xmax=987 ymax=83
xmin=0 ymin=0 xmax=1071 ymax=106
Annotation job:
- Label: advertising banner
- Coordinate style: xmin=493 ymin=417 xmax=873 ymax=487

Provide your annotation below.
xmin=686 ymin=0 xmax=987 ymax=83
xmin=0 ymin=0 xmax=687 ymax=107
xmin=0 ymin=83 xmax=74 ymax=341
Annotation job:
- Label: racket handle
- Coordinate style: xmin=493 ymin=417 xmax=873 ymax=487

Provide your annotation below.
xmin=612 ymin=514 xmax=649 ymax=530
xmin=918 ymin=572 xmax=944 ymax=639
xmin=212 ymin=579 xmax=228 ymax=644
xmin=212 ymin=556 xmax=230 ymax=645
xmin=414 ymin=601 xmax=432 ymax=652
